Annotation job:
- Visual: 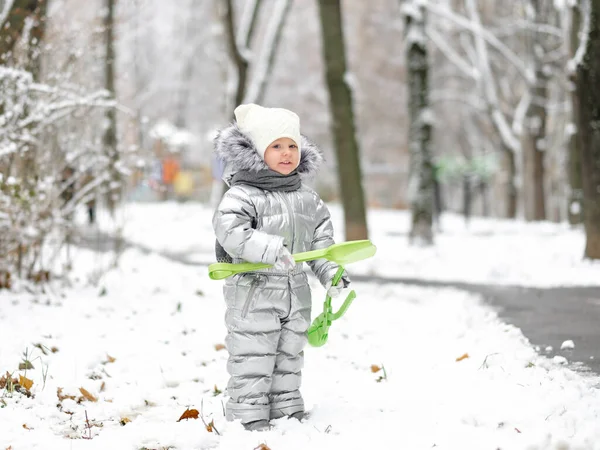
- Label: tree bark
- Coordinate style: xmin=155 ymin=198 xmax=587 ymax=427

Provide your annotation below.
xmin=404 ymin=2 xmax=434 ymax=244
xmin=317 ymin=0 xmax=369 ymax=241
xmin=103 ymin=0 xmax=120 ymax=213
xmin=502 ymin=146 xmax=518 ymax=218
xmin=576 ymin=0 xmax=600 ymax=259
xmin=0 ymin=0 xmax=40 ymax=65
xmin=521 ymin=0 xmax=551 ymax=222
xmin=568 ymin=3 xmax=584 ymax=225
xmin=223 ymin=0 xmax=262 ymax=113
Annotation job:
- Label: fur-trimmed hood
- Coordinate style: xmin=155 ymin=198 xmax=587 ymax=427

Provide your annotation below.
xmin=214 ymin=122 xmax=323 ymax=185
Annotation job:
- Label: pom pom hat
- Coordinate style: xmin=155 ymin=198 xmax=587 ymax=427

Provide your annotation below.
xmin=234 ymin=103 xmax=302 ymax=160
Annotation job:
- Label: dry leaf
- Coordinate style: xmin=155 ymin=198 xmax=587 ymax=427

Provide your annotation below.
xmin=254 ymin=444 xmax=271 ymax=450
xmin=206 ymin=419 xmax=214 ymax=432
xmin=456 ymin=353 xmax=469 ymax=362
xmin=0 ymin=372 xmax=14 ymax=389
xmin=22 ymin=424 xmax=32 ymax=430
xmin=370 ymin=364 xmax=382 ymax=373
xmin=120 ymin=417 xmax=131 ymax=426
xmin=51 ymin=347 xmax=59 ymax=353
xmin=6 ymin=446 xmax=13 ymax=450
xmin=100 ymin=382 xmax=106 ymax=392
xmin=79 ymin=388 xmax=97 ymax=402
xmin=18 ymin=361 xmax=34 ymax=370
xmin=105 ymin=354 xmax=116 ymax=363
xmin=57 ymin=388 xmax=77 ymax=401
xmin=177 ymin=408 xmax=200 ymax=422
xmin=19 ymin=375 xmax=33 ymax=391
xmin=214 ymin=344 xmax=226 ymax=351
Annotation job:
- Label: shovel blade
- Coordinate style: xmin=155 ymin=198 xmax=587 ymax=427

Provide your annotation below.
xmin=323 ymin=240 xmax=377 ymax=265
xmin=307 ymin=315 xmax=329 ymax=347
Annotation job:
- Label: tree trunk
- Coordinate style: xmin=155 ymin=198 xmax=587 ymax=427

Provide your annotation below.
xmin=20 ymin=0 xmax=47 ymax=196
xmin=404 ymin=2 xmax=434 ymax=244
xmin=244 ymin=0 xmax=292 ymax=105
xmin=103 ymin=0 xmax=120 ymax=213
xmin=568 ymin=3 xmax=584 ymax=225
xmin=317 ymin=0 xmax=369 ymax=241
xmin=521 ymin=0 xmax=550 ymax=222
xmin=502 ymin=146 xmax=518 ymax=218
xmin=223 ymin=0 xmax=262 ymax=112
xmin=576 ymin=0 xmax=600 ymax=259
xmin=0 ymin=0 xmax=41 ymax=65
xmin=25 ymin=0 xmax=47 ymax=78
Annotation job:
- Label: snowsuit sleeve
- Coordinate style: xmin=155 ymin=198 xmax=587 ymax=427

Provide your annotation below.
xmin=213 ymin=186 xmax=284 ymax=264
xmin=307 ymin=197 xmax=349 ymax=287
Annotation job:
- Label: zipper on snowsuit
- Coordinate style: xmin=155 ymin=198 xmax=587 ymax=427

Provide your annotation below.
xmin=241 ymin=275 xmax=261 ymax=318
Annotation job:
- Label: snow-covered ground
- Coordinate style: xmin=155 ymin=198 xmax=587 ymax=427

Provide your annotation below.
xmin=1 ymin=201 xmax=599 ymax=450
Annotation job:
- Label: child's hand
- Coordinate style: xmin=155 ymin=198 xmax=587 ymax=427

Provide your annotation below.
xmin=273 ymin=246 xmax=296 ymax=271
xmin=325 ymin=273 xmax=350 ymax=298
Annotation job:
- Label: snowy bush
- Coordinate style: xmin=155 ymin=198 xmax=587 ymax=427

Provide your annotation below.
xmin=0 ymin=67 xmax=125 ymax=283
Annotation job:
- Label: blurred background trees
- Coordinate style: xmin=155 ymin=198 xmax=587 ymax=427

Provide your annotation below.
xmin=1 ymin=0 xmax=599 ymax=283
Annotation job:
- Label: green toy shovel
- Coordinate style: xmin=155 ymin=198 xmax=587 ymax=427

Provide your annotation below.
xmin=208 ymin=240 xmax=376 ymax=280
xmin=208 ymin=239 xmax=377 ymax=348
xmin=306 ymin=265 xmax=356 ymax=347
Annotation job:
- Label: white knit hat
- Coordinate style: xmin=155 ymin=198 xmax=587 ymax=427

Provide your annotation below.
xmin=234 ymin=103 xmax=301 ymax=160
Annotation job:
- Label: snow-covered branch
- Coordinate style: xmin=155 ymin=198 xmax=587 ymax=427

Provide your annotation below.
xmin=567 ymin=0 xmax=590 ymax=74
xmin=244 ymin=0 xmax=292 ymax=104
xmin=425 ymin=1 xmax=533 ymax=84
xmin=464 ymin=0 xmax=521 ymax=155
xmin=426 ymin=26 xmax=479 ymax=79
xmin=0 ymin=0 xmax=15 ymax=28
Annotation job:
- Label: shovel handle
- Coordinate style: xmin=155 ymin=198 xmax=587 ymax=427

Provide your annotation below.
xmin=208 ymin=248 xmax=329 ymax=280
xmin=331 ymin=290 xmax=356 ymax=321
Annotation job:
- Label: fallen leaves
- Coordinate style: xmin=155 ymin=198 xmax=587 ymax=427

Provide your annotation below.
xmin=456 ymin=353 xmax=469 ymax=362
xmin=56 ymin=387 xmax=98 ymax=404
xmin=79 ymin=388 xmax=98 ymax=403
xmin=254 ymin=444 xmax=271 ymax=450
xmin=0 ymin=372 xmax=17 ymax=390
xmin=371 ymin=364 xmax=387 ymax=382
xmin=19 ymin=375 xmax=33 ymax=391
xmin=214 ymin=344 xmax=226 ymax=351
xmin=1 ymin=372 xmax=33 ymax=397
xmin=57 ymin=388 xmax=77 ymax=402
xmin=177 ymin=408 xmax=200 ymax=422
xmin=104 ymin=354 xmax=116 ymax=364
xmin=18 ymin=360 xmax=34 ymax=371
xmin=120 ymin=417 xmax=131 ymax=426
xmin=205 ymin=419 xmax=215 ymax=433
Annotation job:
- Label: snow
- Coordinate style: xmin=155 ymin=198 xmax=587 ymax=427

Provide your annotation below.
xmin=1 ymin=202 xmax=600 ymax=449
xmin=561 ymin=340 xmax=576 ymax=350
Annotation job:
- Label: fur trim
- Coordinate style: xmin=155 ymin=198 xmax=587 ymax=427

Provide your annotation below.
xmin=214 ymin=122 xmax=323 ymax=180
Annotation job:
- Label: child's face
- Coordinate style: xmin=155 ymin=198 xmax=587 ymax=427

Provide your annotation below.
xmin=264 ymin=137 xmax=300 ymax=175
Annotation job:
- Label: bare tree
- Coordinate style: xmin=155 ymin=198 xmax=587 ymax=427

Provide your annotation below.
xmin=575 ymin=0 xmax=600 ymax=259
xmin=567 ymin=3 xmax=583 ymax=225
xmin=521 ymin=0 xmax=554 ymax=221
xmin=317 ymin=0 xmax=369 ymax=241
xmin=102 ymin=0 xmax=120 ymax=213
xmin=0 ymin=0 xmax=42 ymax=66
xmin=402 ymin=0 xmax=433 ymax=244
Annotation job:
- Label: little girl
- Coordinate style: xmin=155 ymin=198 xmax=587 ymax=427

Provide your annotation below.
xmin=212 ymin=103 xmax=349 ymax=431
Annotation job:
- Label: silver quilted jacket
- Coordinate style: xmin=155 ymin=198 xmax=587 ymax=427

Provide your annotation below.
xmin=213 ymin=122 xmax=343 ymax=424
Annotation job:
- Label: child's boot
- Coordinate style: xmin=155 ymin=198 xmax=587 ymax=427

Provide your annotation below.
xmin=243 ymin=419 xmax=271 ymax=431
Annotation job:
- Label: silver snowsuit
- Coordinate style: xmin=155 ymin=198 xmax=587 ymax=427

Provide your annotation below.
xmin=212 ymin=123 xmax=341 ymax=424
